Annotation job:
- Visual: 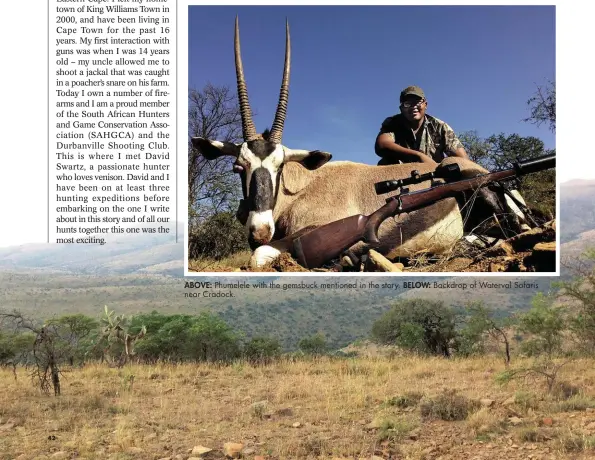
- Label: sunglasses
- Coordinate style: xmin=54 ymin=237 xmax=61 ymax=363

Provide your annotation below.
xmin=401 ymin=99 xmax=426 ymax=108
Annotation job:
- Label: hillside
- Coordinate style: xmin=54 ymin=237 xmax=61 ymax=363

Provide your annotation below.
xmin=560 ymin=179 xmax=595 ymax=244
xmin=0 ymin=232 xmax=183 ymax=277
xmin=0 ymin=266 xmax=555 ymax=351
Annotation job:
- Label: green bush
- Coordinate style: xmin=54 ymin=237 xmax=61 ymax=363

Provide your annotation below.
xmin=298 ymin=333 xmax=327 ymax=356
xmin=244 ymin=336 xmax=282 ymax=364
xmin=188 ymin=211 xmax=249 ymax=260
xmin=371 ymin=299 xmax=457 ymax=357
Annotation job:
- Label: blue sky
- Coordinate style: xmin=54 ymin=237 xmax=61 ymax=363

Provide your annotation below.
xmin=188 ymin=5 xmax=555 ymax=164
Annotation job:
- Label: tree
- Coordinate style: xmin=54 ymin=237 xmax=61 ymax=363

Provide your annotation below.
xmin=124 ymin=311 xmax=243 ymax=363
xmin=244 ymin=336 xmax=282 ymax=364
xmin=188 ymin=84 xmax=250 ymax=260
xmin=0 ymin=331 xmax=35 ymax=379
xmin=456 ymin=131 xmax=556 ymax=218
xmin=97 ymin=306 xmax=146 ymax=366
xmin=298 ymin=333 xmax=328 ymax=356
xmin=458 ymin=302 xmax=512 ymax=366
xmin=188 ymin=84 xmax=244 ymax=226
xmin=516 ymin=293 xmax=565 ymax=358
xmin=483 ymin=133 xmax=553 ymax=171
xmin=457 ymin=130 xmax=492 ymax=168
xmin=129 ymin=312 xmax=196 ymax=362
xmin=187 ymin=312 xmax=242 ymax=362
xmin=556 ymin=249 xmax=595 ymax=353
xmin=0 ymin=310 xmax=67 ymax=395
xmin=371 ymin=299 xmax=458 ymax=357
xmin=523 ymin=80 xmax=555 ymax=132
xmin=45 ymin=314 xmax=98 ymax=365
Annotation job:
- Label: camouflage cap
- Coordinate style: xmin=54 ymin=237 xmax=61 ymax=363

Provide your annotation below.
xmin=400 ymin=86 xmax=425 ymax=102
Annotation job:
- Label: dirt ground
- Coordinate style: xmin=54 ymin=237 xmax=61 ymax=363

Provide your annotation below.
xmin=1 ymin=355 xmax=594 ymax=460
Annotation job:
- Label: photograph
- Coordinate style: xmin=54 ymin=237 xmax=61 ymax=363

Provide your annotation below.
xmin=187 ymin=5 xmax=557 ymax=275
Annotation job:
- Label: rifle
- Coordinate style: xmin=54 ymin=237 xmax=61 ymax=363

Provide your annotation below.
xmin=285 ymin=154 xmax=556 ymax=269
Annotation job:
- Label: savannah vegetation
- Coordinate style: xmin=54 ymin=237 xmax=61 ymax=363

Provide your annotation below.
xmin=2 ymin=249 xmax=595 ymax=458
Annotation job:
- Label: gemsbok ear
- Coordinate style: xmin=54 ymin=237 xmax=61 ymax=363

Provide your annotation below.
xmin=191 ymin=137 xmax=240 ymax=160
xmin=283 ymin=148 xmax=332 ymax=170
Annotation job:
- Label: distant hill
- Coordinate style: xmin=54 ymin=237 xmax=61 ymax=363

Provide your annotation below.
xmin=0 ymin=232 xmax=184 ymax=277
xmin=560 ymin=179 xmax=595 ymax=244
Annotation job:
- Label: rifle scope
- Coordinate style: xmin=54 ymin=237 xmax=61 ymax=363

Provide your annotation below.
xmin=374 ymin=163 xmax=461 ymax=195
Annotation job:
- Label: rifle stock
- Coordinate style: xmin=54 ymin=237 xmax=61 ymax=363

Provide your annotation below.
xmin=288 ymin=154 xmax=555 ymax=269
xmin=291 ymin=214 xmax=368 ymax=269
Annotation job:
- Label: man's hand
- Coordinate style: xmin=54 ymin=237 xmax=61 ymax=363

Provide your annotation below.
xmin=375 ymin=133 xmax=433 ymax=164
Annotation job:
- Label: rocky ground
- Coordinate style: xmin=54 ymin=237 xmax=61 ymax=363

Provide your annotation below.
xmin=1 ymin=355 xmax=594 ymax=460
xmin=232 ymin=220 xmax=557 ymax=274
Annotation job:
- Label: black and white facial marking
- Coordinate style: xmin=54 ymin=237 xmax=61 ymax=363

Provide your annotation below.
xmin=191 ymin=135 xmax=332 ymax=251
xmin=234 ymin=139 xmax=285 ymax=248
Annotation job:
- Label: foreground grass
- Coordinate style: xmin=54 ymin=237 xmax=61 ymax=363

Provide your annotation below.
xmin=188 ymin=250 xmax=252 ymax=272
xmin=1 ymin=356 xmax=595 ymax=459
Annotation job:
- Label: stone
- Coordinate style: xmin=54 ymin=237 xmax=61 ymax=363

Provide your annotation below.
xmin=507 ymin=227 xmax=546 ymax=252
xmin=191 ymin=446 xmax=213 ymax=456
xmin=533 ymin=241 xmax=556 ymax=252
xmin=509 ymin=416 xmax=523 ymax=426
xmin=489 ymin=262 xmax=506 ymax=272
xmin=365 ymin=249 xmax=402 ymax=272
xmin=144 ymin=433 xmax=158 ymax=442
xmin=276 ymin=407 xmax=294 ymax=417
xmin=484 ymin=241 xmax=515 ymax=257
xmin=503 ymin=396 xmax=516 ymax=406
xmin=223 ymin=442 xmax=243 ymax=458
xmin=542 ymin=417 xmax=554 ymax=426
xmin=480 ymin=399 xmax=495 ymax=407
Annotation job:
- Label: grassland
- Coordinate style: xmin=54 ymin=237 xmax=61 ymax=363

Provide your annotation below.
xmin=2 ymin=355 xmax=595 ymax=459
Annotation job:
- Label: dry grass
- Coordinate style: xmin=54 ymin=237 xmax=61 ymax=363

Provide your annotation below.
xmin=188 ymin=250 xmax=252 ymax=272
xmin=1 ymin=356 xmax=595 ymax=459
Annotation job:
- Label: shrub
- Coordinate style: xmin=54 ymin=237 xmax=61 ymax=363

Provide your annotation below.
xmin=244 ymin=336 xmax=282 ymax=364
xmin=188 ymin=211 xmax=249 ymax=260
xmin=385 ymin=392 xmax=424 ymax=408
xmin=420 ymin=390 xmax=480 ymax=421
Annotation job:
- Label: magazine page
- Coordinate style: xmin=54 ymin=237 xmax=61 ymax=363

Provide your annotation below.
xmin=2 ymin=1 xmax=595 ymax=459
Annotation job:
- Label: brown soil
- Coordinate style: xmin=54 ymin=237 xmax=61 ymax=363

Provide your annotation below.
xmin=2 ymin=356 xmax=594 ymax=460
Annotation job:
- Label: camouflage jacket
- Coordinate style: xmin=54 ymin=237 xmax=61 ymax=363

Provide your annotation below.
xmin=375 ymin=113 xmax=464 ymax=164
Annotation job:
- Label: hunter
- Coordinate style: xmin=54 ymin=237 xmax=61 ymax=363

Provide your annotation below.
xmin=374 ymin=85 xmax=469 ymax=165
